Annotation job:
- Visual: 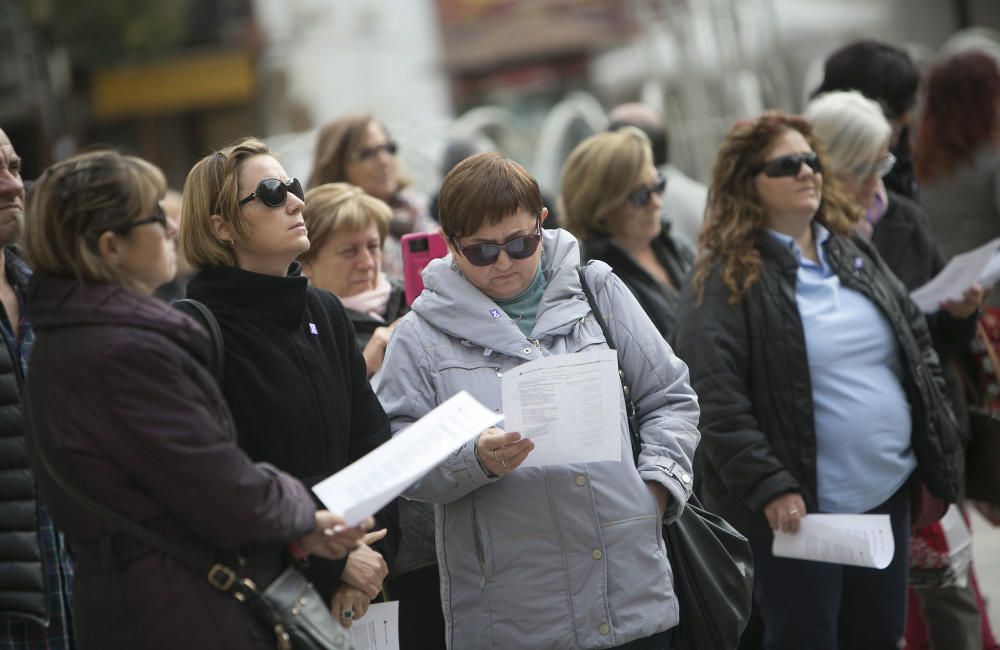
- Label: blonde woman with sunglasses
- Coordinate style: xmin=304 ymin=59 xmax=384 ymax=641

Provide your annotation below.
xmin=376 ymin=152 xmax=700 ymax=650
xmin=179 ymin=138 xmax=398 ymax=630
xmin=561 ymin=127 xmax=693 ymax=342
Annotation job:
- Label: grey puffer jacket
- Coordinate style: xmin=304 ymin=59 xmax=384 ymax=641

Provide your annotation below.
xmin=377 ymin=228 xmax=700 ymax=650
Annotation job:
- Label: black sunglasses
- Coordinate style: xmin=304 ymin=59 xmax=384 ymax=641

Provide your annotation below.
xmin=452 ymin=218 xmax=542 ymax=267
xmin=353 ymin=141 xmax=398 ymax=162
xmin=238 ymin=178 xmax=304 ymax=208
xmin=627 ymin=175 xmax=667 ymax=207
xmin=755 ymin=152 xmax=821 ymax=178
xmin=114 ymin=206 xmax=168 ymax=235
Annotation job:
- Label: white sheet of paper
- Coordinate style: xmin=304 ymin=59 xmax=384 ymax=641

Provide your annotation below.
xmin=348 ymin=601 xmax=400 ymax=650
xmin=910 ymin=237 xmax=1000 ymax=313
xmin=312 ymin=391 xmax=501 ymax=525
xmin=501 ymin=349 xmax=622 ymax=468
xmin=980 ymin=252 xmax=1000 ymax=287
xmin=772 ymin=514 xmax=894 ymax=569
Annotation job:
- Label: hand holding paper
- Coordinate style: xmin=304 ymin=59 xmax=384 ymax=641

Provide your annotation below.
xmin=910 ymin=237 xmax=1000 ymax=313
xmin=312 ymin=391 xmax=502 ymax=526
xmin=772 ymin=514 xmax=895 ymax=569
xmin=501 ymin=350 xmax=622 ymax=467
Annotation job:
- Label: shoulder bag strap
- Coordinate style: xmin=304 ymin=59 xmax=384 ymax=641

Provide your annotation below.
xmin=576 ymin=264 xmax=642 ymax=465
xmin=173 ymin=298 xmax=225 ymax=386
xmin=27 ymin=408 xmax=244 ymax=593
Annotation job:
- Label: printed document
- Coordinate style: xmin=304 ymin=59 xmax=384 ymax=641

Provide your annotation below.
xmin=501 ymin=349 xmax=622 ymax=467
xmin=313 ymin=391 xmax=501 ymax=525
xmin=772 ymin=514 xmax=894 ymax=569
xmin=349 ymin=601 xmax=399 ymax=650
xmin=911 ymin=237 xmax=1000 ymax=313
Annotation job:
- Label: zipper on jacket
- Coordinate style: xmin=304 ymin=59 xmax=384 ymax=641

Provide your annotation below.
xmin=531 ymin=338 xmax=542 ymax=352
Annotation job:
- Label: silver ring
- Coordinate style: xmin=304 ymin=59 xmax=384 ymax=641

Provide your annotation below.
xmin=788 ymin=508 xmax=800 ymax=516
xmin=341 ymin=608 xmax=354 ymax=620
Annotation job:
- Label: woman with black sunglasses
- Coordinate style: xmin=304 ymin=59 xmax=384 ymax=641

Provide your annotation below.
xmin=309 ymin=114 xmax=435 ymax=281
xmin=178 ymin=138 xmax=398 ymax=631
xmin=672 ymin=112 xmax=963 ymax=649
xmin=376 ymin=151 xmax=701 ymax=650
xmin=560 ymin=127 xmax=692 ymax=342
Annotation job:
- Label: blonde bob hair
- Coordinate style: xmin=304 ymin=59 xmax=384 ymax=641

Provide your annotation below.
xmin=24 ymin=150 xmax=165 ymax=283
xmin=180 ymin=137 xmax=272 ymax=269
xmin=299 ymin=183 xmax=391 ymax=266
xmin=560 ymin=127 xmax=653 ymax=240
xmin=803 ymin=90 xmax=892 ymax=178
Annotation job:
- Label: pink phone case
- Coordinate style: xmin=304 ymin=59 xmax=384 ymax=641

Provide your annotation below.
xmin=401 ymin=231 xmax=449 ymax=306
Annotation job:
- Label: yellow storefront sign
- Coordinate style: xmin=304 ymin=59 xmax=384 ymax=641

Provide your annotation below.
xmin=91 ymin=50 xmax=256 ymax=120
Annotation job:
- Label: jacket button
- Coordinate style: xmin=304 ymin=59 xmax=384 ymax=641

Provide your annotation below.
xmin=576 ymin=475 xmax=586 ymax=486
xmin=592 ymin=549 xmax=602 ymax=560
xmin=599 ymin=624 xmax=610 ymax=635
xmin=522 ymin=347 xmax=532 ymax=354
xmin=680 ymin=473 xmax=692 ymax=485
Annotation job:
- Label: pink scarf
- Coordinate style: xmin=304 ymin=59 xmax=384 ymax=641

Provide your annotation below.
xmin=340 ymin=274 xmax=392 ymax=321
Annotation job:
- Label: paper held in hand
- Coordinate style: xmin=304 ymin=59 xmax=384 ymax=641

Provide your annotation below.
xmin=501 ymin=349 xmax=622 ymax=468
xmin=910 ymin=237 xmax=1000 ymax=313
xmin=312 ymin=391 xmax=501 ymax=526
xmin=349 ymin=601 xmax=399 ymax=650
xmin=772 ymin=513 xmax=895 ymax=569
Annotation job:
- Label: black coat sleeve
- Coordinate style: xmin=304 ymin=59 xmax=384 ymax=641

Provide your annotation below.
xmin=673 ymin=272 xmax=801 ymax=515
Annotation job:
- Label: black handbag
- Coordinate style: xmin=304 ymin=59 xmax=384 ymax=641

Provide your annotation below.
xmin=577 ymin=265 xmax=753 ymax=650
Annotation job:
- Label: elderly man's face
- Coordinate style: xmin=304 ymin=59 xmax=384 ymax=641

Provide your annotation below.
xmin=0 ymin=129 xmax=24 ymax=247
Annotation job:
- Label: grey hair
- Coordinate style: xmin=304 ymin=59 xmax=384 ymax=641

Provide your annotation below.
xmin=803 ymin=90 xmax=892 ymax=177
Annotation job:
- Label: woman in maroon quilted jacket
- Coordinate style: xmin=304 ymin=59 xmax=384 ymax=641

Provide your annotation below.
xmin=20 ymin=150 xmax=370 ymax=650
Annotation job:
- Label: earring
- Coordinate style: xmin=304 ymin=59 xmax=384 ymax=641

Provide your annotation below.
xmin=450 ymin=259 xmax=458 ymax=271
xmin=222 ymin=239 xmax=234 ymax=248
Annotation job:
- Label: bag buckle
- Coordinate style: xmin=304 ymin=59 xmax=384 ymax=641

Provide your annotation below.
xmin=207 ymin=564 xmax=238 ymax=591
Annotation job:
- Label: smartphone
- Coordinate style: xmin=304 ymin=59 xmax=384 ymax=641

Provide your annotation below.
xmin=401 ymin=231 xmax=449 ymax=306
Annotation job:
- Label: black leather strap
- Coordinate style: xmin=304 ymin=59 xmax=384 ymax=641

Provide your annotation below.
xmin=173 ymin=298 xmax=225 ymax=386
xmin=576 ymin=264 xmax=641 ymax=465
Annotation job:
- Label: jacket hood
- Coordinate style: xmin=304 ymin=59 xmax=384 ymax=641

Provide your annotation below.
xmin=28 ymin=274 xmax=211 ymax=365
xmin=412 ymin=228 xmax=594 ymax=356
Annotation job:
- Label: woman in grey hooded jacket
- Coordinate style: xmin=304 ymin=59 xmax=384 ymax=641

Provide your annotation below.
xmin=376 ymin=152 xmax=700 ymax=650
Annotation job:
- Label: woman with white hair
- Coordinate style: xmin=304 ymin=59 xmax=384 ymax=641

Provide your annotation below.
xmin=803 ymin=90 xmax=981 ymax=316
xmin=805 ymin=90 xmax=987 ymax=650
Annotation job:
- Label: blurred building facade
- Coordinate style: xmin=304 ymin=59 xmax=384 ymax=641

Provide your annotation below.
xmin=3 ymin=0 xmax=999 ymax=192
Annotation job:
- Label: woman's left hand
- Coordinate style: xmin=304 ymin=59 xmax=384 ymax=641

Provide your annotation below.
xmin=644 ymin=481 xmax=669 ymax=519
xmin=941 ymin=284 xmax=984 ymax=319
xmin=330 ymin=583 xmax=372 ymax=628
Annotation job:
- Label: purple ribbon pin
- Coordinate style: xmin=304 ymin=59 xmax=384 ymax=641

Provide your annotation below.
xmin=853 ymin=257 xmax=864 ymax=270
xmin=489 ymin=309 xmax=501 ymax=319
xmin=308 ymin=323 xmax=319 ymax=335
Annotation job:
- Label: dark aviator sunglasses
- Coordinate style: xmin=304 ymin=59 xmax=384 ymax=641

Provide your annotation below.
xmin=452 ymin=217 xmax=542 ymax=267
xmin=628 ymin=175 xmax=667 ymax=207
xmin=755 ymin=152 xmax=821 ymax=178
xmin=238 ymin=178 xmax=304 ymax=208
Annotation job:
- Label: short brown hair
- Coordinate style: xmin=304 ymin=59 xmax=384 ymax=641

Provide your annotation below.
xmin=299 ymin=183 xmax=391 ymax=265
xmin=437 ymin=152 xmax=544 ymax=239
xmin=24 ymin=150 xmax=165 ymax=283
xmin=180 ymin=137 xmax=271 ymax=269
xmin=560 ymin=127 xmax=652 ymax=239
xmin=693 ymin=111 xmax=859 ymax=303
